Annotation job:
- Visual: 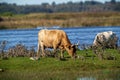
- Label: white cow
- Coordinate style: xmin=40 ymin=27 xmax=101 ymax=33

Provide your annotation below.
xmin=93 ymin=31 xmax=118 ymax=48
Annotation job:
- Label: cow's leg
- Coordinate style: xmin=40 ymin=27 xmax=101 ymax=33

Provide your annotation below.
xmin=41 ymin=45 xmax=46 ymax=57
xmin=37 ymin=43 xmax=40 ymax=58
xmin=53 ymin=48 xmax=57 ymax=57
xmin=53 ymin=44 xmax=58 ymax=57
xmin=60 ymin=49 xmax=64 ymax=58
xmin=59 ymin=46 xmax=64 ymax=58
xmin=39 ymin=42 xmax=46 ymax=57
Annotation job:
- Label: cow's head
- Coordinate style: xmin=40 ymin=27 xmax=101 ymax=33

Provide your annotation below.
xmin=65 ymin=44 xmax=77 ymax=58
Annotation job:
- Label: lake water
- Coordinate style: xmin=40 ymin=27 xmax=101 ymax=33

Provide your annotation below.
xmin=0 ymin=26 xmax=120 ymax=50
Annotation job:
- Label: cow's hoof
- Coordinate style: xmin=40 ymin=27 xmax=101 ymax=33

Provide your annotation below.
xmin=30 ymin=57 xmax=40 ymax=60
xmin=0 ymin=69 xmax=4 ymax=72
xmin=59 ymin=57 xmax=66 ymax=61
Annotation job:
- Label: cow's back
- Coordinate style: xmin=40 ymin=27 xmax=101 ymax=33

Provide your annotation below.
xmin=102 ymin=31 xmax=113 ymax=40
xmin=38 ymin=29 xmax=71 ymax=48
xmin=93 ymin=31 xmax=113 ymax=43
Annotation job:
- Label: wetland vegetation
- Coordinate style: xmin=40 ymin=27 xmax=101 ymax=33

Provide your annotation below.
xmin=0 ymin=42 xmax=120 ymax=80
xmin=0 ymin=12 xmax=120 ymax=29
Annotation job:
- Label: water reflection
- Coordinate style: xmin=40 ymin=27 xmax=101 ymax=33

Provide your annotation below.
xmin=77 ymin=77 xmax=96 ymax=80
xmin=76 ymin=69 xmax=120 ymax=80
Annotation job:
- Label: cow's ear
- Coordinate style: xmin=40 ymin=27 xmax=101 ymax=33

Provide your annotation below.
xmin=71 ymin=45 xmax=75 ymax=48
xmin=69 ymin=46 xmax=71 ymax=49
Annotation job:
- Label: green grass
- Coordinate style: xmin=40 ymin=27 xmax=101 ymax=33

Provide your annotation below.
xmin=0 ymin=49 xmax=120 ymax=80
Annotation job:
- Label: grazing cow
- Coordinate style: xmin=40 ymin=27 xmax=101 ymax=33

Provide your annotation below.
xmin=37 ymin=29 xmax=77 ymax=58
xmin=93 ymin=31 xmax=118 ymax=48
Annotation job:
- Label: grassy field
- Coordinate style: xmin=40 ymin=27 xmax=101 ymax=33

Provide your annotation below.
xmin=0 ymin=12 xmax=120 ymax=29
xmin=0 ymin=49 xmax=120 ymax=80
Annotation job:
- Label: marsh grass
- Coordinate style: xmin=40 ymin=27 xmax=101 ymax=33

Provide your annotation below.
xmin=0 ymin=12 xmax=120 ymax=29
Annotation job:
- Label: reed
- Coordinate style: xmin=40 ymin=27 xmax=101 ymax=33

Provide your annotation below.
xmin=0 ymin=12 xmax=120 ymax=29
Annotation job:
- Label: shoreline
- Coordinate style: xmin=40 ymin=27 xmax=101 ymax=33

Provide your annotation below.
xmin=0 ymin=26 xmax=120 ymax=30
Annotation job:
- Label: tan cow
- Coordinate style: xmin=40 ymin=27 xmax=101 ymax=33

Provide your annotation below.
xmin=93 ymin=31 xmax=118 ymax=48
xmin=37 ymin=29 xmax=77 ymax=58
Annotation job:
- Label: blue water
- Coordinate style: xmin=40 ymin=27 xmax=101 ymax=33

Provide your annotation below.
xmin=0 ymin=26 xmax=120 ymax=50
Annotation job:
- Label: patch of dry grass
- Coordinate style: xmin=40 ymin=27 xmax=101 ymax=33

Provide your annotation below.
xmin=0 ymin=12 xmax=120 ymax=29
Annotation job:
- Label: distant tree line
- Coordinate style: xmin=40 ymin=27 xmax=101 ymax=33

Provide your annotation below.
xmin=0 ymin=0 xmax=120 ymax=14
